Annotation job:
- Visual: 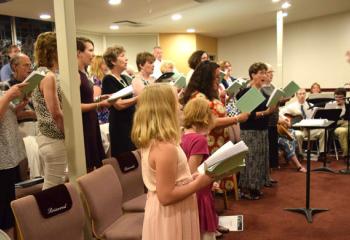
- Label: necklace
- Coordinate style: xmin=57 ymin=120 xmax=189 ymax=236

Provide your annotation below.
xmin=110 ymin=73 xmax=128 ymax=88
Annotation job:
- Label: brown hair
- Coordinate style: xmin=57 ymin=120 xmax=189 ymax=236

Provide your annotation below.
xmin=188 ymin=50 xmax=207 ymax=70
xmin=136 ymin=52 xmax=155 ymax=71
xmin=248 ymin=62 xmax=267 ymax=79
xmin=103 ymin=45 xmax=125 ymax=69
xmin=34 ymin=32 xmax=57 ymax=69
xmin=76 ymin=37 xmax=94 ymax=52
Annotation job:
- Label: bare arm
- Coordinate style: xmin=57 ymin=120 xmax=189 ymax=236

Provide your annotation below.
xmin=213 ymin=112 xmax=250 ymax=128
xmin=131 ymin=77 xmax=145 ymax=96
xmin=154 ymin=142 xmax=213 ymax=206
xmin=188 ymin=155 xmax=203 ymax=174
xmin=41 ymin=72 xmax=64 ymax=134
xmin=93 ymin=85 xmax=101 ymax=98
xmin=112 ymin=96 xmax=138 ymax=110
xmin=0 ymin=82 xmax=27 ymax=120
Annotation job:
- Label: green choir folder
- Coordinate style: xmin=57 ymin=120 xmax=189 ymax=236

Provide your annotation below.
xmin=266 ymin=88 xmax=285 ymax=107
xmin=283 ymin=81 xmax=300 ymax=98
xmin=235 ymin=87 xmax=265 ymax=113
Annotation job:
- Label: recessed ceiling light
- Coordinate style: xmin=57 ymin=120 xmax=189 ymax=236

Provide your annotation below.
xmin=187 ymin=28 xmax=196 ymax=33
xmin=171 ymin=14 xmax=182 ymax=21
xmin=110 ymin=24 xmax=119 ymax=30
xmin=108 ymin=0 xmax=121 ymax=5
xmin=272 ymin=0 xmax=280 ymax=2
xmin=39 ymin=14 xmax=51 ymax=20
xmin=282 ymin=12 xmax=288 ymax=17
xmin=281 ymin=2 xmax=291 ymax=9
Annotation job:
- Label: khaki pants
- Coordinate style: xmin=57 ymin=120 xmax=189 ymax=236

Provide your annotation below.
xmin=335 ymin=121 xmax=349 ymax=156
xmin=295 ymin=129 xmax=325 ymax=153
xmin=36 ymin=133 xmax=67 ymax=190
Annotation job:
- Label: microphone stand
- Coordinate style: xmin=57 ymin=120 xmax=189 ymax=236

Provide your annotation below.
xmin=339 ymin=97 xmax=350 ymax=174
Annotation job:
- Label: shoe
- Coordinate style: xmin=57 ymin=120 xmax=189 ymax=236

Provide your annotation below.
xmin=217 ymin=225 xmax=230 ymax=234
xmin=270 ymin=178 xmax=278 ymax=184
xmin=215 ymin=230 xmax=223 ymax=238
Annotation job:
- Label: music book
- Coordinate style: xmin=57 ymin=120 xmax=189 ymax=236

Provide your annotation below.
xmin=226 ymin=79 xmax=247 ymax=97
xmin=197 ymin=141 xmax=248 ymax=177
xmin=155 ymin=72 xmax=175 ymax=83
xmin=283 ymin=81 xmax=300 ymax=98
xmin=295 ymin=119 xmax=328 ymax=127
xmin=235 ymin=87 xmax=265 ymax=113
xmin=218 ymin=215 xmax=244 ymax=232
xmin=14 ymin=70 xmax=46 ymax=102
xmin=108 ymin=85 xmax=134 ymax=102
xmin=170 ymin=73 xmax=187 ymax=89
xmin=266 ymin=88 xmax=285 ymax=107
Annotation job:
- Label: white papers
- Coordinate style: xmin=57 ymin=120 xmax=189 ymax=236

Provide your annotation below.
xmin=295 ymin=119 xmax=328 ymax=127
xmin=108 ymin=85 xmax=134 ymax=102
xmin=218 ymin=215 xmax=244 ymax=231
xmin=197 ymin=141 xmax=248 ymax=176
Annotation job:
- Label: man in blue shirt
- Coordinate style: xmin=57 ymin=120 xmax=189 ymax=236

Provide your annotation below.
xmin=0 ymin=45 xmax=21 ymax=81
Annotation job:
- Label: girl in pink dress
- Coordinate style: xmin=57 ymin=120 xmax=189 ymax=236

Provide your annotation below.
xmin=131 ymin=84 xmax=214 ymax=240
xmin=180 ymin=98 xmax=218 ymax=240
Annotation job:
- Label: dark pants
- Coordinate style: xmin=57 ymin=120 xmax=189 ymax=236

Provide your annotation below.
xmin=268 ymin=126 xmax=279 ymax=168
xmin=0 ymin=166 xmax=19 ymax=230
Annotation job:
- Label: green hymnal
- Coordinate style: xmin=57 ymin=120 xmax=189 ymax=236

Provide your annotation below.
xmin=266 ymin=88 xmax=285 ymax=107
xmin=171 ymin=73 xmax=186 ymax=89
xmin=197 ymin=141 xmax=248 ymax=178
xmin=235 ymin=87 xmax=265 ymax=113
xmin=283 ymin=81 xmax=300 ymax=98
xmin=18 ymin=70 xmax=46 ymax=99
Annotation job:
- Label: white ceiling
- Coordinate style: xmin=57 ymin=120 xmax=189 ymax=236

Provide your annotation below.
xmin=1 ymin=0 xmax=350 ymax=37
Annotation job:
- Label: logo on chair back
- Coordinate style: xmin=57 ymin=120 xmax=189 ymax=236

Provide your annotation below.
xmin=48 ymin=204 xmax=68 ymax=214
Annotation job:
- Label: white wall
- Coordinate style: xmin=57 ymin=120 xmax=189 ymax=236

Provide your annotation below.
xmin=76 ymin=32 xmax=158 ymax=71
xmin=218 ymin=11 xmax=350 ymax=89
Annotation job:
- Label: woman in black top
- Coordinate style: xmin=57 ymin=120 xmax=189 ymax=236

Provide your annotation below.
xmin=236 ymin=62 xmax=276 ymax=200
xmin=102 ymin=45 xmax=138 ymax=157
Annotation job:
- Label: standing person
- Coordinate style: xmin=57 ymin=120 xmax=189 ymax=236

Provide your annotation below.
xmin=261 ymin=64 xmax=279 ymax=185
xmin=102 ymin=45 xmax=138 ymax=157
xmin=131 ymin=84 xmax=213 ymax=240
xmin=151 ymin=46 xmax=163 ymax=79
xmin=32 ymin=32 xmax=67 ymax=190
xmin=181 ymin=98 xmax=218 ymax=240
xmin=132 ymin=51 xmax=155 ymax=96
xmin=237 ymin=62 xmax=277 ymax=200
xmin=77 ymin=37 xmax=109 ymax=172
xmin=0 ymin=83 xmax=27 ymax=239
xmin=218 ymin=60 xmax=236 ymax=89
xmin=90 ymin=55 xmax=110 ymax=124
xmin=0 ymin=45 xmax=20 ymax=81
xmin=186 ymin=50 xmax=208 ymax=84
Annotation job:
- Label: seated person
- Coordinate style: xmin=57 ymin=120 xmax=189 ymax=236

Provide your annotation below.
xmin=160 ymin=60 xmax=174 ymax=74
xmin=280 ymin=88 xmax=325 ymax=159
xmin=310 ymin=82 xmax=321 ymax=94
xmin=325 ymin=88 xmax=349 ymax=157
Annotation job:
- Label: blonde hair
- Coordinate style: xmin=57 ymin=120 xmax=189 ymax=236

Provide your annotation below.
xmin=90 ymin=55 xmax=106 ymax=80
xmin=131 ymin=84 xmax=180 ymax=148
xmin=34 ymin=32 xmax=57 ymax=68
xmin=160 ymin=60 xmax=174 ymax=74
xmin=182 ymin=98 xmax=214 ymax=130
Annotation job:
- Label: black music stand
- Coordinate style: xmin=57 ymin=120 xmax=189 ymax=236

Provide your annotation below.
xmin=312 ymin=109 xmax=341 ymax=173
xmin=285 ymin=120 xmax=334 ymax=223
xmin=307 ymin=94 xmax=334 ymax=108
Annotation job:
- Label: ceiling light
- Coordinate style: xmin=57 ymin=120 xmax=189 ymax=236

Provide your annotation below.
xmin=187 ymin=28 xmax=196 ymax=33
xmin=282 ymin=12 xmax=288 ymax=17
xmin=171 ymin=14 xmax=182 ymax=21
xmin=110 ymin=24 xmax=119 ymax=30
xmin=272 ymin=0 xmax=280 ymax=2
xmin=108 ymin=0 xmax=121 ymax=5
xmin=39 ymin=14 xmax=51 ymax=20
xmin=281 ymin=2 xmax=291 ymax=9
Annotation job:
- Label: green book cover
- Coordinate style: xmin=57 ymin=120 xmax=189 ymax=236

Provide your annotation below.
xmin=235 ymin=87 xmax=265 ymax=113
xmin=13 ymin=71 xmax=45 ymax=103
xmin=172 ymin=73 xmax=186 ymax=89
xmin=283 ymin=81 xmax=300 ymax=98
xmin=226 ymin=81 xmax=243 ymax=97
xmin=266 ymin=88 xmax=285 ymax=107
xmin=206 ymin=153 xmax=246 ymax=177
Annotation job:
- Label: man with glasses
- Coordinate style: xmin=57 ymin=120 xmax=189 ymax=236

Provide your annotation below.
xmin=325 ymin=88 xmax=349 ymax=158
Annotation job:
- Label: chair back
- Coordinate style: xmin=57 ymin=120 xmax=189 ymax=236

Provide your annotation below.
xmin=11 ymin=183 xmax=85 ymax=240
xmin=77 ymin=165 xmax=123 ymax=238
xmin=102 ymin=150 xmax=144 ymax=202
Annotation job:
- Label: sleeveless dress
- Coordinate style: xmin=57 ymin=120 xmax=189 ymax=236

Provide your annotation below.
xmin=141 ymin=143 xmax=200 ymax=240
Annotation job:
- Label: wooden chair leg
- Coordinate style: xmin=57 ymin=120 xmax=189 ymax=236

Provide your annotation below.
xmin=223 ymin=190 xmax=228 ymax=210
xmin=232 ymin=174 xmax=239 ymax=201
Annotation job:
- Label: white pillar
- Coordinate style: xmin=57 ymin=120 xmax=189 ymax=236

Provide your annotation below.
xmin=102 ymin=34 xmax=107 ymax=51
xmin=276 ymin=10 xmax=284 ymax=87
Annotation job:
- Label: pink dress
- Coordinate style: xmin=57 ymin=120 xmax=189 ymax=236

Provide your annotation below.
xmin=141 ymin=143 xmax=200 ymax=240
xmin=181 ymin=133 xmax=218 ymax=234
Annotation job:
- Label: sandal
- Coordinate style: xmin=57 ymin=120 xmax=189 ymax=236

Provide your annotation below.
xmin=297 ymin=166 xmax=307 ymax=173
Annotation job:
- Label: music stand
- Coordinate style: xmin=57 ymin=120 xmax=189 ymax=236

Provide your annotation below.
xmin=311 ymin=109 xmax=341 ymax=173
xmin=285 ymin=121 xmax=334 ymax=223
xmin=307 ymin=94 xmax=334 ymax=108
